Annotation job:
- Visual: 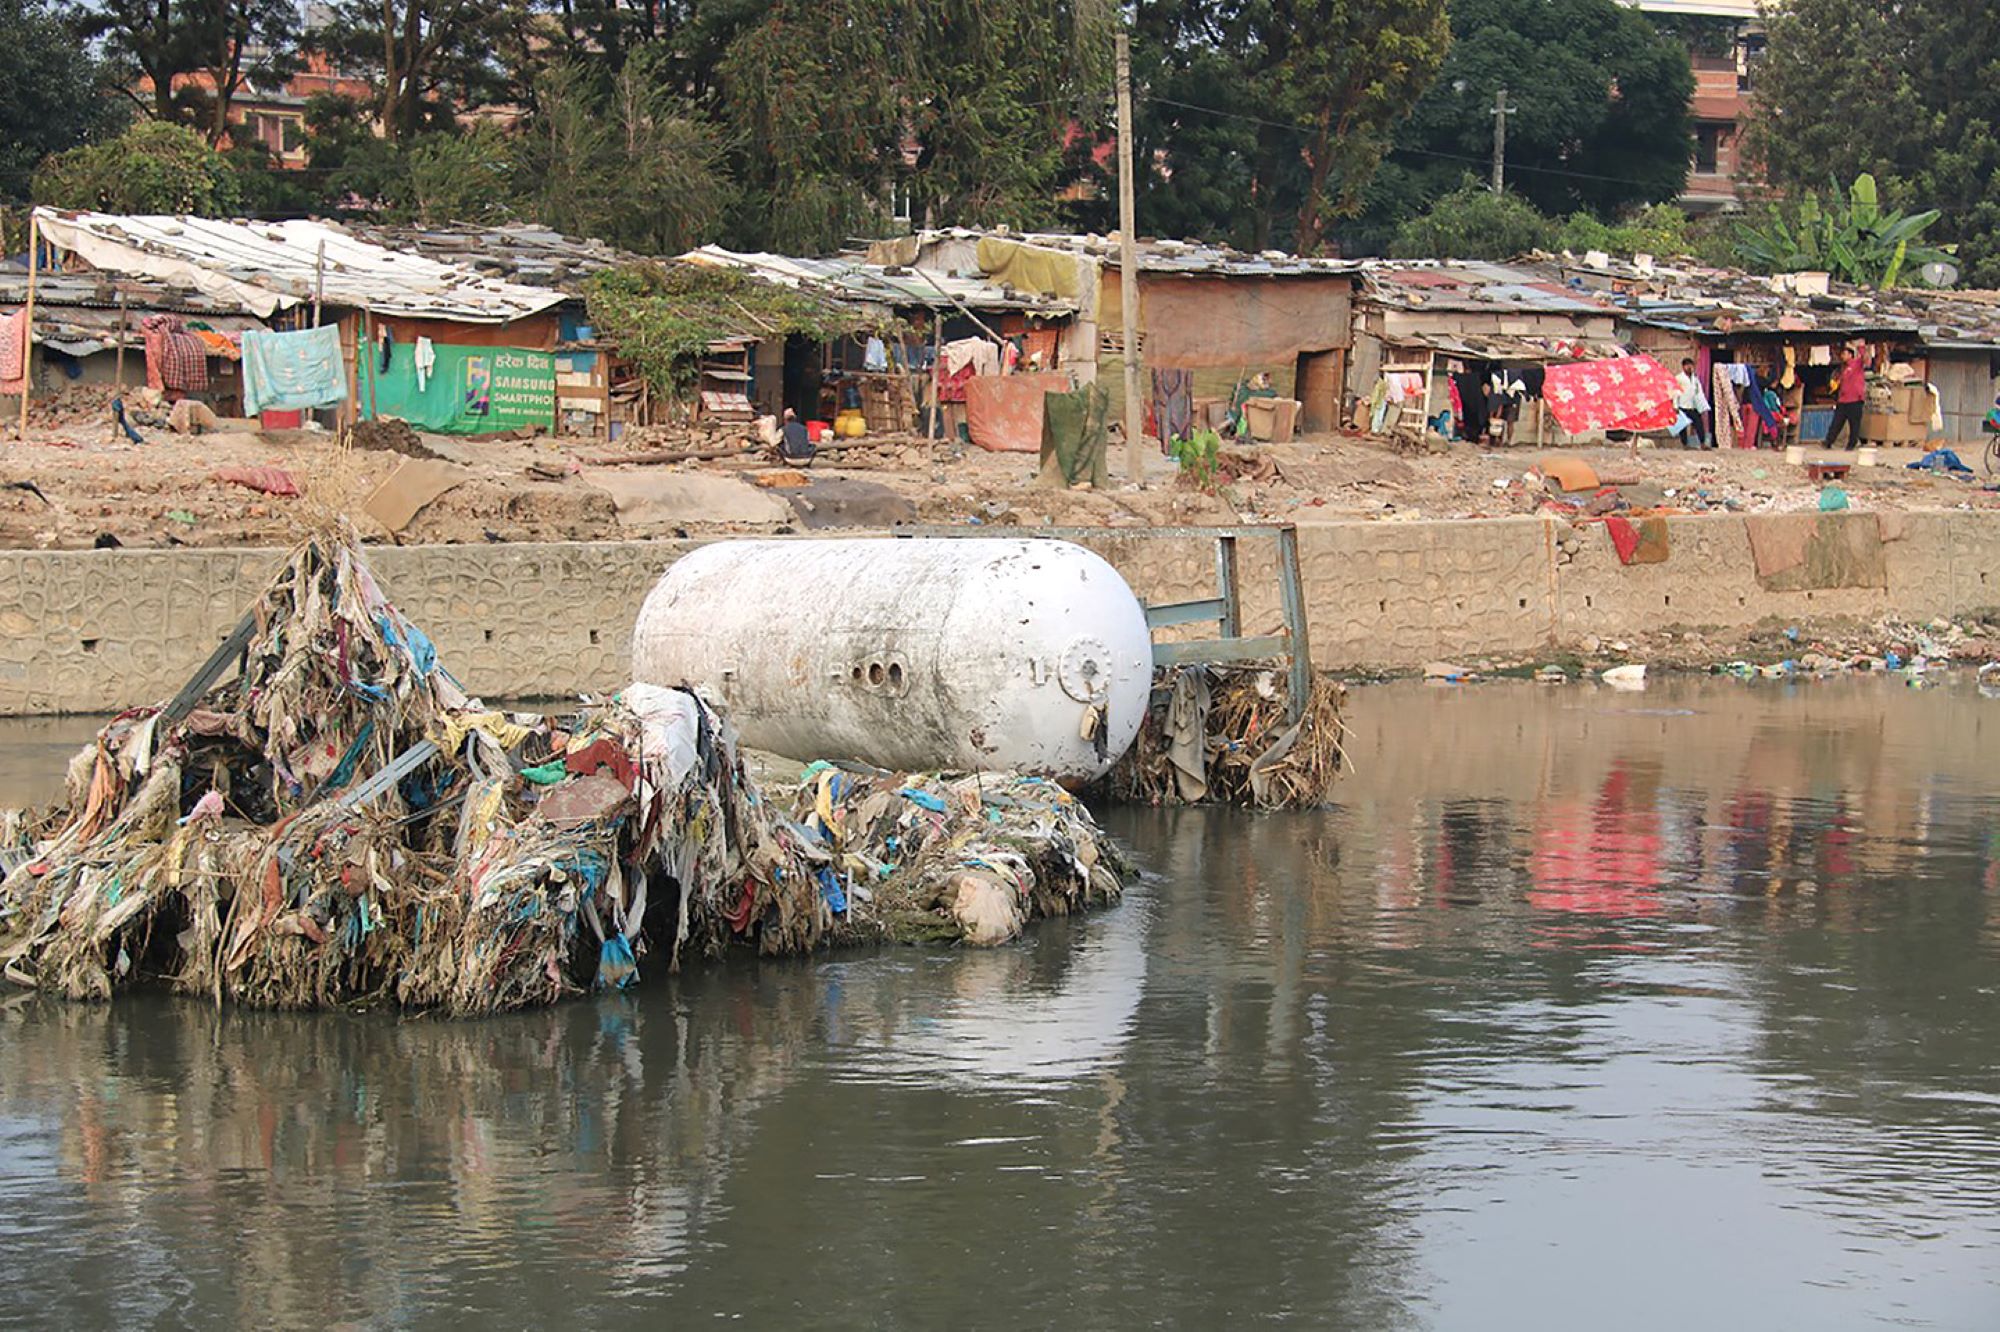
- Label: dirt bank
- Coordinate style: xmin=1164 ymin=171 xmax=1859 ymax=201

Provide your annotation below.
xmin=5 ymin=386 xmax=1995 ymax=551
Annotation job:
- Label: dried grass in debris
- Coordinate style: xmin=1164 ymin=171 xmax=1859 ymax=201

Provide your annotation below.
xmin=0 ymin=524 xmax=1124 ymax=1014
xmin=1099 ymin=665 xmax=1348 ymax=810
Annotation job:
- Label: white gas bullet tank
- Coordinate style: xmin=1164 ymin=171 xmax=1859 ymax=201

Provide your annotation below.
xmin=631 ymin=538 xmax=1153 ymax=779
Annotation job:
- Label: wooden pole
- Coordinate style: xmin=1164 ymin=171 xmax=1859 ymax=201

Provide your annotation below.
xmin=114 ymin=290 xmax=128 ymax=387
xmin=312 ymin=240 xmax=326 ymax=328
xmin=930 ymin=315 xmax=943 ymax=438
xmin=363 ymin=310 xmax=380 ymax=424
xmin=18 ymin=212 xmax=38 ymax=437
xmin=1115 ymin=30 xmax=1143 ymax=484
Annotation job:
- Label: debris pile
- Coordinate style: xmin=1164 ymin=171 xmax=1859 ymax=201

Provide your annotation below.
xmin=1101 ymin=665 xmax=1348 ymax=809
xmin=0 ymin=525 xmax=1126 ymax=1013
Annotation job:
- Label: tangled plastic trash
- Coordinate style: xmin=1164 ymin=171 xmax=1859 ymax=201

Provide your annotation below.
xmin=0 ymin=524 xmax=1127 ymax=1014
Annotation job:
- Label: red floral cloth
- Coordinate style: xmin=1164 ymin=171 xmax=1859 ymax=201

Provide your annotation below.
xmin=1542 ymin=355 xmax=1678 ymax=434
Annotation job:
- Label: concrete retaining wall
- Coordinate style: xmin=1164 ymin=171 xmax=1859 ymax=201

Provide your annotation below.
xmin=4 ymin=512 xmax=1998 ymax=715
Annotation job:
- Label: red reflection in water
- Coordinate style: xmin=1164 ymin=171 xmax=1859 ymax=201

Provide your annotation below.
xmin=1529 ymin=763 xmax=1664 ymax=917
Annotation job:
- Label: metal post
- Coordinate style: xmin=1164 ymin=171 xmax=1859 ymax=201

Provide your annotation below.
xmin=1115 ymin=30 xmax=1144 ymax=484
xmin=17 ymin=212 xmax=38 ymax=437
xmin=1491 ymin=88 xmax=1516 ymax=194
xmin=1215 ymin=534 xmax=1242 ymax=639
xmin=1275 ymin=525 xmax=1313 ymax=724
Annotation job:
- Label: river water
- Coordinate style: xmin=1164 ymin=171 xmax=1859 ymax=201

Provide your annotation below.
xmin=2 ymin=677 xmax=1997 ymax=1329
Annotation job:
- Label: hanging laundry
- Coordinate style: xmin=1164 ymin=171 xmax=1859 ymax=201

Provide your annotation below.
xmin=1150 ymin=367 xmax=1195 ymax=448
xmin=941 ymin=337 xmax=1000 ymax=378
xmin=864 ymin=335 xmax=888 ymax=372
xmin=241 ymin=325 xmax=348 ymax=416
xmin=1710 ymin=363 xmax=1738 ymax=450
xmin=141 ymin=314 xmax=209 ymax=393
xmin=1384 ymin=371 xmax=1426 ymax=404
xmin=378 ymin=325 xmax=394 ymax=374
xmin=1541 ymin=355 xmax=1678 ymax=434
xmin=0 ymin=307 xmax=27 ymax=396
xmin=414 ymin=336 xmax=436 ymax=392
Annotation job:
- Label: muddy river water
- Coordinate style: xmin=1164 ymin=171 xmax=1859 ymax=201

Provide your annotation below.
xmin=1 ymin=677 xmax=1997 ymax=1328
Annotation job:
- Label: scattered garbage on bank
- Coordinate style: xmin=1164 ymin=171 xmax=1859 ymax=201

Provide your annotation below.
xmin=0 ymin=525 xmax=1124 ymax=1013
xmin=1099 ymin=665 xmax=1348 ymax=809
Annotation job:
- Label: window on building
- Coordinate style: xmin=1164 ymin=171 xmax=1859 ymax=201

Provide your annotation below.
xmin=1695 ymin=124 xmax=1726 ymax=175
xmin=1738 ymin=33 xmax=1767 ymax=91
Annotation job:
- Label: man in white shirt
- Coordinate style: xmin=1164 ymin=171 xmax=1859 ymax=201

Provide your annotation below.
xmin=1674 ymin=358 xmax=1712 ymax=448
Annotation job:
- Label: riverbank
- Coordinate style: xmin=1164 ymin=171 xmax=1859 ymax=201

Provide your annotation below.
xmin=4 ymin=507 xmax=1998 ymax=715
xmin=4 ymin=406 xmax=1995 ymax=551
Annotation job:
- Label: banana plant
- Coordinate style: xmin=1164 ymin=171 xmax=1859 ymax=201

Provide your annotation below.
xmin=1732 ymin=173 xmax=1954 ymax=287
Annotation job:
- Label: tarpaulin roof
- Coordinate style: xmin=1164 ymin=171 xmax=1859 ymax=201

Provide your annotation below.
xmin=30 ymin=210 xmax=566 ymax=323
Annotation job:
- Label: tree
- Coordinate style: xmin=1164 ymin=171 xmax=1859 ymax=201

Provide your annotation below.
xmin=515 ymin=53 xmax=733 ymax=254
xmin=714 ymin=0 xmax=1107 ymax=253
xmin=1379 ymin=0 xmax=1692 ymax=225
xmin=1749 ymin=0 xmax=2000 ymax=284
xmin=0 ymin=0 xmax=124 ymax=203
xmin=82 ymin=0 xmax=300 ymax=143
xmin=33 ymin=120 xmax=243 ymax=214
xmin=310 ymin=0 xmax=529 ymax=142
xmin=1388 ymin=181 xmax=1553 ymax=259
xmin=1126 ymin=0 xmax=1449 ymax=254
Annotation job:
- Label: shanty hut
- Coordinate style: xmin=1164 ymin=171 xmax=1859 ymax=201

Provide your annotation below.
xmin=29 ymin=210 xmax=565 ymax=435
xmin=869 ymin=229 xmax=1359 ymax=440
xmin=1348 ymin=261 xmax=1625 ymax=445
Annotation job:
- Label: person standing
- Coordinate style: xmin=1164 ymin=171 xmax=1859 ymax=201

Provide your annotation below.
xmin=1824 ymin=340 xmax=1870 ymax=450
xmin=1674 ymin=358 xmax=1711 ymax=448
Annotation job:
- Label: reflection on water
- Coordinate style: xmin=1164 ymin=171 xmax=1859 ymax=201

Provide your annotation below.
xmin=2 ymin=677 xmax=1998 ymax=1328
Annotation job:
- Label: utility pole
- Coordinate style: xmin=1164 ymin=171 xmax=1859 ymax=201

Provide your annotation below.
xmin=1490 ymin=88 xmax=1516 ymax=194
xmin=1115 ymin=30 xmax=1144 ymax=485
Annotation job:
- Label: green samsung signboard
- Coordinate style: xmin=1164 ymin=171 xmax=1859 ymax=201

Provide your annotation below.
xmin=360 ymin=342 xmax=556 ymax=435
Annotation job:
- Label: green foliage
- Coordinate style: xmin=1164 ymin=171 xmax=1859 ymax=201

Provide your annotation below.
xmin=1730 ymin=174 xmax=1953 ymax=287
xmin=1169 ymin=428 xmax=1223 ymax=492
xmin=1389 ymin=182 xmax=1553 ymax=259
xmin=583 ymin=262 xmax=881 ymax=399
xmin=1750 ymin=0 xmax=2000 ymax=283
xmin=395 ymin=126 xmax=516 ymax=225
xmin=224 ymin=142 xmax=317 ymax=218
xmin=33 ymin=121 xmax=242 ymax=215
xmin=1553 ymin=204 xmax=1693 ymax=258
xmin=0 ymin=0 xmax=123 ymax=203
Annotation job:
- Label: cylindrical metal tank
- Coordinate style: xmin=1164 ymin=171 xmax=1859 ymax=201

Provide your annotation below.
xmin=631 ymin=538 xmax=1153 ymax=779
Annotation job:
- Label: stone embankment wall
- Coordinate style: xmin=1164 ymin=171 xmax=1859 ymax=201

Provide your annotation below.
xmin=3 ymin=512 xmax=1997 ymax=715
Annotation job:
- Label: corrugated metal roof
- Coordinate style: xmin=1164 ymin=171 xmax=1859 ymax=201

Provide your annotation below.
xmin=1359 ymin=260 xmax=1617 ymax=315
xmin=894 ymin=227 xmax=1364 ymax=277
xmin=1528 ymin=255 xmax=1989 ymax=344
xmin=347 ymin=222 xmax=636 ymax=294
xmin=681 ymin=246 xmax=1077 ymax=315
xmin=30 ymin=210 xmax=566 ymax=323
